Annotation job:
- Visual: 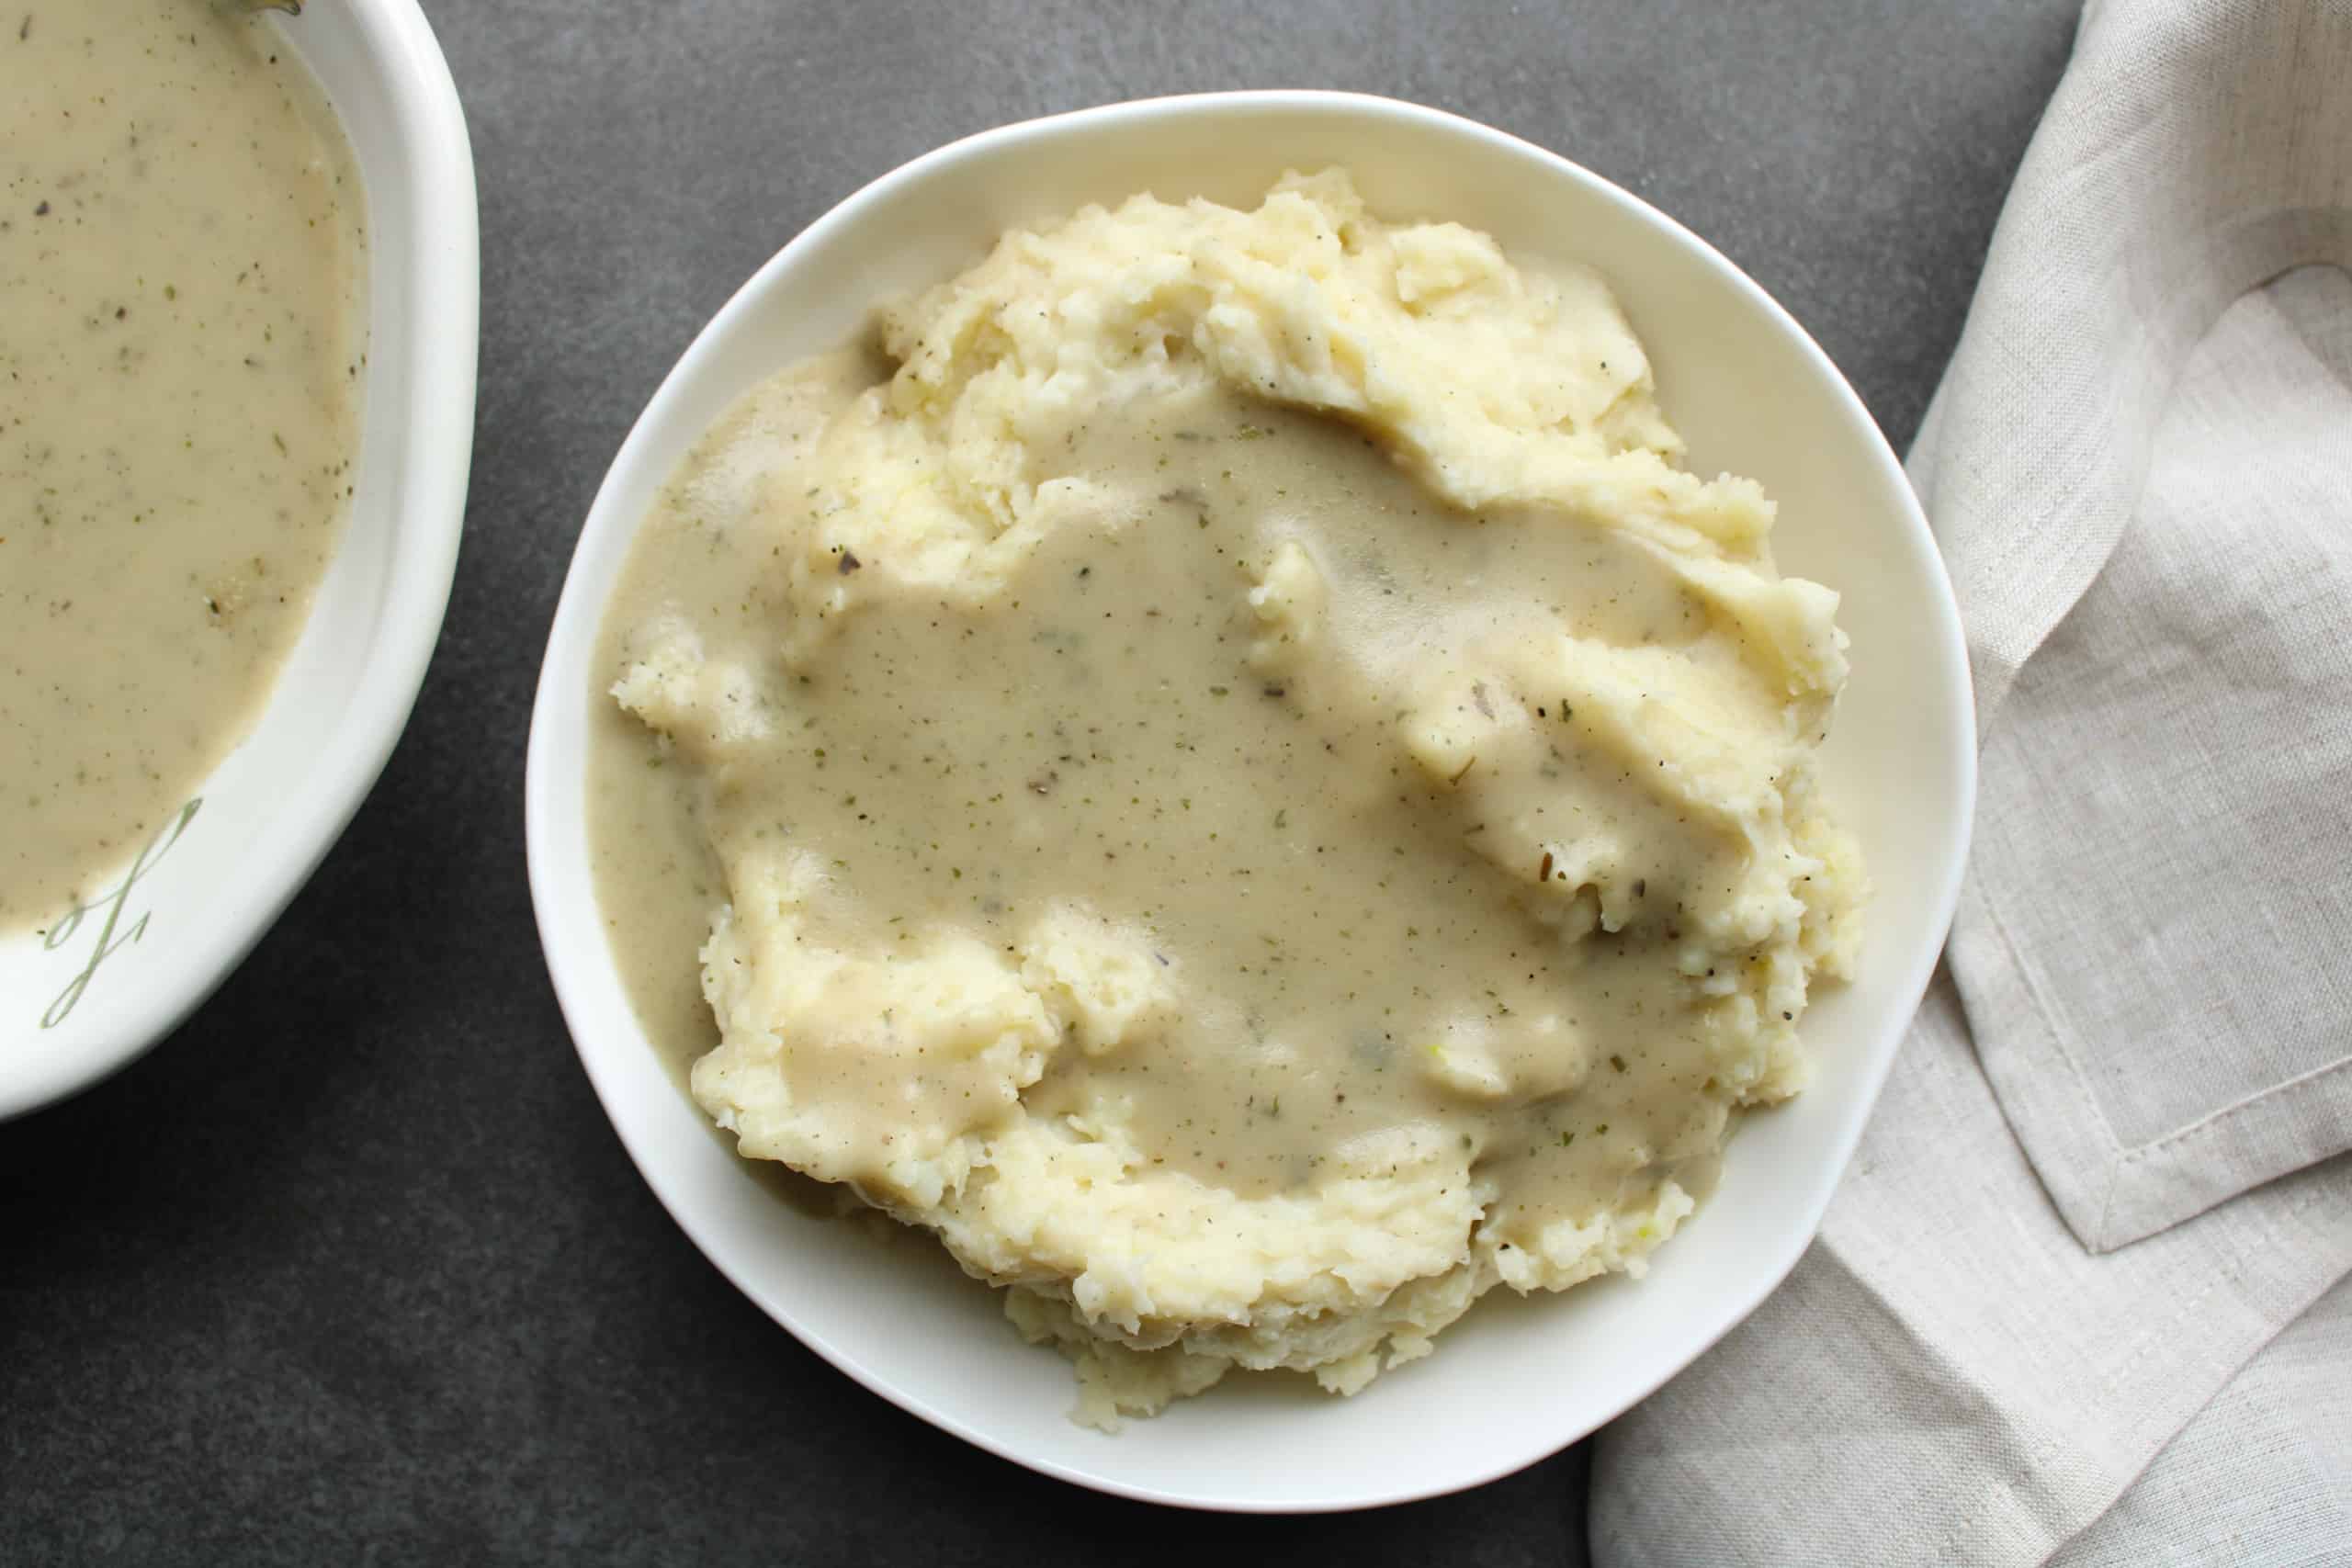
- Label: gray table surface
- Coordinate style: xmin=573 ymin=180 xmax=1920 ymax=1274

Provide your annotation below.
xmin=3 ymin=1 xmax=2080 ymax=1561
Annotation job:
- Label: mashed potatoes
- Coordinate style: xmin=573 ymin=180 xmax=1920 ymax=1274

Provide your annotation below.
xmin=588 ymin=170 xmax=1864 ymax=1427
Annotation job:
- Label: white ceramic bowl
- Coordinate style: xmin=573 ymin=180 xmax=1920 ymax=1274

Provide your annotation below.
xmin=526 ymin=91 xmax=1973 ymax=1511
xmin=0 ymin=1 xmax=479 ymax=1121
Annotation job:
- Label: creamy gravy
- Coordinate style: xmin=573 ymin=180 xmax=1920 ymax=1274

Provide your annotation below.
xmin=1 ymin=0 xmax=365 ymax=931
xmin=592 ymin=353 xmax=1738 ymax=1243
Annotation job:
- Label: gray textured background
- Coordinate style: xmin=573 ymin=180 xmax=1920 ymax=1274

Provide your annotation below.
xmin=2 ymin=1 xmax=2079 ymax=1561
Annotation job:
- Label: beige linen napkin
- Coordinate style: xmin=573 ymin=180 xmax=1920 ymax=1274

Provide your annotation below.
xmin=1593 ymin=0 xmax=2352 ymax=1560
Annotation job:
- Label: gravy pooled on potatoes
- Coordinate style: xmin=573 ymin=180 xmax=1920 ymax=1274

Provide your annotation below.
xmin=590 ymin=171 xmax=1864 ymax=1426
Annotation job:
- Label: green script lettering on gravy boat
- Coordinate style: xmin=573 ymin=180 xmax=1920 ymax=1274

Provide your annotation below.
xmin=40 ymin=797 xmax=203 ymax=1031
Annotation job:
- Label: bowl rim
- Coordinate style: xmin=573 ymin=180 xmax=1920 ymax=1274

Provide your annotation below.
xmin=526 ymin=87 xmax=1977 ymax=1510
xmin=0 ymin=0 xmax=481 ymax=1122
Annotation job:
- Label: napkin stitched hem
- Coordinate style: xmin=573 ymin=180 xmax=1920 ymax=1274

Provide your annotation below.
xmin=1963 ymin=870 xmax=2352 ymax=1252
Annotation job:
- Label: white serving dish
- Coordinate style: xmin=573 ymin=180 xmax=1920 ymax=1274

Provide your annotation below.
xmin=525 ymin=91 xmax=1974 ymax=1512
xmin=0 ymin=0 xmax=480 ymax=1120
